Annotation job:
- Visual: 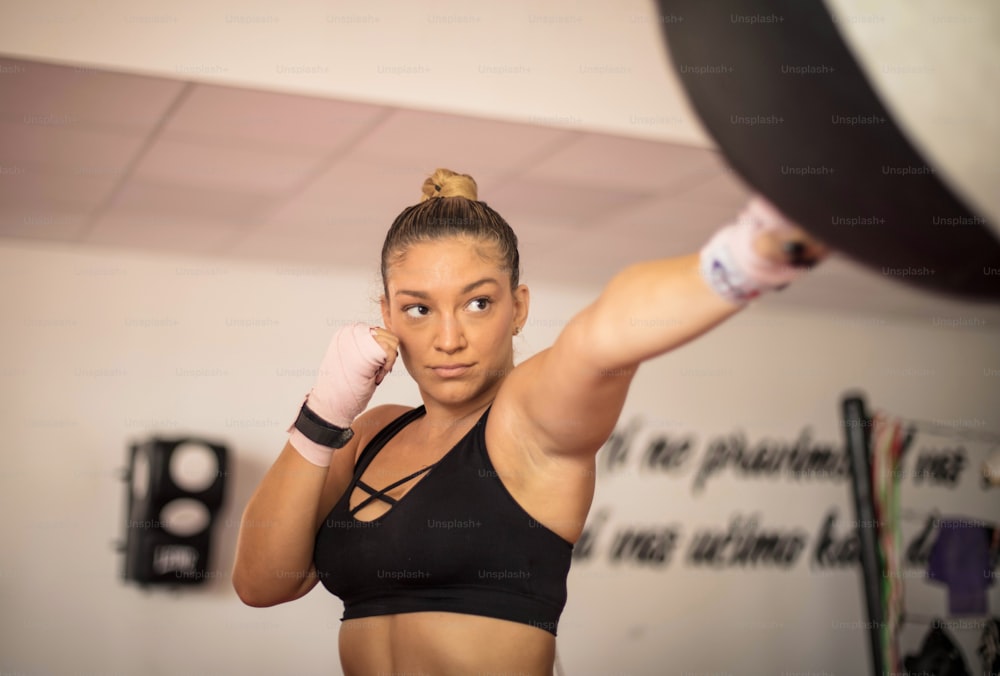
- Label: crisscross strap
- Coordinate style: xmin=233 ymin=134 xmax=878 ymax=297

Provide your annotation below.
xmin=353 ymin=406 xmax=427 ymax=473
xmin=348 ymin=405 xmax=430 ymax=516
xmin=350 ymin=464 xmax=437 ymax=516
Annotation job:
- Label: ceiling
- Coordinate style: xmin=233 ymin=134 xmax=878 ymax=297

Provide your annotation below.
xmin=1 ymin=54 xmax=998 ymax=325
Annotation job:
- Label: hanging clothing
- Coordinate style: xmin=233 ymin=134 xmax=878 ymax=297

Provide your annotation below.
xmin=927 ymin=519 xmax=995 ymax=615
xmin=979 ymin=617 xmax=1000 ymax=676
xmin=903 ymin=624 xmax=971 ymax=676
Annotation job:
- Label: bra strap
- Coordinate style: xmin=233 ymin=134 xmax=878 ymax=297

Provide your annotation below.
xmin=353 ymin=405 xmax=427 ymax=474
xmin=349 ymin=464 xmax=436 ymax=516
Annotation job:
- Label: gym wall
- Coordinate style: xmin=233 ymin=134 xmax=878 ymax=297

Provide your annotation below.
xmin=0 ymin=239 xmax=996 ymax=675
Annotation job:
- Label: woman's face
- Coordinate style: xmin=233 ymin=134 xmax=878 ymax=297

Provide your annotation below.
xmin=380 ymin=235 xmax=529 ymax=410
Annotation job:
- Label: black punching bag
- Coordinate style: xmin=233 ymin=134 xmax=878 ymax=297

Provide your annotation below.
xmin=122 ymin=437 xmax=228 ymax=586
xmin=656 ymin=0 xmax=1000 ymax=301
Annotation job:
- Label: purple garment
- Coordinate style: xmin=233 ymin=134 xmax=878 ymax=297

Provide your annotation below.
xmin=927 ymin=518 xmax=994 ymax=615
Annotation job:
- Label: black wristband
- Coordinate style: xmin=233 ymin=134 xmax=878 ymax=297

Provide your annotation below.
xmin=293 ymin=403 xmax=354 ymax=449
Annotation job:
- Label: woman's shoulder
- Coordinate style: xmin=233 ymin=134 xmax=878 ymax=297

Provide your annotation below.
xmin=359 ymin=403 xmax=416 ymax=422
xmin=352 ymin=404 xmax=418 ymax=460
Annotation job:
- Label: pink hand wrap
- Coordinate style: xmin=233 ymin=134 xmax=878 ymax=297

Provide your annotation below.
xmin=287 ymin=323 xmax=388 ymax=467
xmin=699 ymin=196 xmax=809 ymax=304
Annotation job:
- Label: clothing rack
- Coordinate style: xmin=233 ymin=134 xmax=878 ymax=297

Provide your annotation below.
xmin=842 ymin=390 xmax=1000 ymax=675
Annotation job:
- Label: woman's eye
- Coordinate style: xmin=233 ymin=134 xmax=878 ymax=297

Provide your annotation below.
xmin=404 ymin=305 xmax=430 ymax=318
xmin=467 ymin=297 xmax=491 ymax=312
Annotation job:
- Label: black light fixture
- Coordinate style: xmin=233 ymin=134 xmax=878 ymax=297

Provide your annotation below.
xmin=120 ymin=436 xmax=228 ymax=586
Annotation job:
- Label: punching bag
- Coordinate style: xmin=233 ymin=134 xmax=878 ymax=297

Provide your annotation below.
xmin=656 ymin=0 xmax=1000 ymax=301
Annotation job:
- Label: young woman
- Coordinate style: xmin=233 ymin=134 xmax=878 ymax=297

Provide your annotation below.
xmin=232 ymin=168 xmax=827 ymax=675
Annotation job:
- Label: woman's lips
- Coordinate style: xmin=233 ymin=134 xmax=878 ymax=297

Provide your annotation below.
xmin=430 ymin=363 xmax=473 ymax=378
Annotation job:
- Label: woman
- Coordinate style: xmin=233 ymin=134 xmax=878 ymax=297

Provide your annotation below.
xmin=232 ymin=168 xmax=827 ymax=675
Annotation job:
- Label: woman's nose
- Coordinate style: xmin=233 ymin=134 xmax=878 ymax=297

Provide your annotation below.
xmin=434 ymin=314 xmax=466 ymax=353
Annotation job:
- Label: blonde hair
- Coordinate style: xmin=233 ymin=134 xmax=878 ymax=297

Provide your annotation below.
xmin=381 ymin=168 xmax=521 ymax=291
xmin=419 ymin=168 xmax=478 ymax=202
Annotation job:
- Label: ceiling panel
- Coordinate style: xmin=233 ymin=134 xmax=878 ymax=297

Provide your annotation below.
xmin=522 ymin=133 xmax=725 ymax=193
xmin=0 ymin=119 xmax=147 ymax=171
xmin=0 ymin=204 xmax=92 ymax=241
xmin=348 ymin=108 xmax=578 ymax=189
xmin=129 ymin=136 xmax=325 ymax=194
xmin=102 ymin=180 xmax=277 ymax=224
xmin=528 ymin=226 xmax=645 ymax=289
xmin=672 ymin=161 xmax=754 ymax=207
xmin=225 ymin=227 xmax=388 ymax=270
xmin=0 ymin=164 xmax=118 ymax=209
xmin=517 ymin=219 xmax=590 ymax=254
xmin=601 ymin=196 xmax=743 ymax=250
xmin=486 ymin=176 xmax=648 ymax=226
xmin=0 ymin=56 xmax=185 ymax=132
xmin=160 ymin=84 xmax=389 ymax=153
xmin=85 ymin=211 xmax=246 ymax=255
xmin=0 ymin=55 xmax=996 ymax=326
xmin=263 ymin=157 xmax=425 ymax=233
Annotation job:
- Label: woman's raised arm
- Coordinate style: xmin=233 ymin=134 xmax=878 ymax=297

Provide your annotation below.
xmin=497 ymin=197 xmax=827 ymax=459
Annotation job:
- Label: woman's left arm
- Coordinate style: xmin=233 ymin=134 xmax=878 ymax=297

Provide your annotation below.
xmin=496 ymin=198 xmax=826 ymax=459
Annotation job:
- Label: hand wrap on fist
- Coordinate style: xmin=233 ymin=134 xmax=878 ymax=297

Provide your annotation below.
xmin=699 ymin=196 xmax=825 ymax=304
xmin=287 ymin=323 xmax=391 ymax=467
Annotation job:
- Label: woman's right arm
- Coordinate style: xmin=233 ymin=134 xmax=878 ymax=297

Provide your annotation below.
xmin=231 ymin=437 xmax=355 ymax=607
xmin=231 ymin=324 xmax=399 ymax=606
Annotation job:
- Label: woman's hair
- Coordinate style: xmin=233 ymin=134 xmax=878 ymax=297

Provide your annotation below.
xmin=380 ymin=168 xmax=521 ymax=291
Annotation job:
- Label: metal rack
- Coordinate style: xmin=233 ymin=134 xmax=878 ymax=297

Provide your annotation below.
xmin=841 ymin=392 xmax=887 ymax=676
xmin=841 ymin=390 xmax=1000 ymax=675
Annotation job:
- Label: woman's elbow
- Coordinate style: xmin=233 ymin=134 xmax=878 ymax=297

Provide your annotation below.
xmin=232 ymin=581 xmax=295 ymax=608
xmin=235 ymin=590 xmax=274 ymax=608
xmin=232 ymin=570 xmax=274 ymax=607
xmin=232 ymin=566 xmax=316 ymax=607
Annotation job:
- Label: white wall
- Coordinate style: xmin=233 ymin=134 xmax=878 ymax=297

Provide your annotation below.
xmin=1 ymin=238 xmax=997 ymax=675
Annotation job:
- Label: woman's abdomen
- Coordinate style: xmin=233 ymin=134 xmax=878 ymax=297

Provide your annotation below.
xmin=338 ymin=611 xmax=555 ymax=676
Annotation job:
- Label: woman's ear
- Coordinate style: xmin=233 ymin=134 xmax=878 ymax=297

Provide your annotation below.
xmin=380 ymin=295 xmax=392 ymax=331
xmin=512 ymin=284 xmax=530 ymax=333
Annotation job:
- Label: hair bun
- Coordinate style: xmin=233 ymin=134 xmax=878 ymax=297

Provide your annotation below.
xmin=420 ymin=168 xmax=478 ymax=202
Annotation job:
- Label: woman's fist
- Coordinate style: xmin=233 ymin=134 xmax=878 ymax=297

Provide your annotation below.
xmin=747 ymin=197 xmax=829 ymax=269
xmin=309 ymin=323 xmax=393 ymax=428
xmin=700 ymin=196 xmax=829 ymax=304
xmin=368 ymin=326 xmax=400 ymax=385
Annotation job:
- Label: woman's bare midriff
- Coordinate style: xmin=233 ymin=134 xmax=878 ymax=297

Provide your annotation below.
xmin=338 ymin=611 xmax=556 ymax=676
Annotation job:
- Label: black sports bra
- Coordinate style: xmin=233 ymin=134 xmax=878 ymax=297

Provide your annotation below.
xmin=313 ymin=405 xmax=574 ymax=635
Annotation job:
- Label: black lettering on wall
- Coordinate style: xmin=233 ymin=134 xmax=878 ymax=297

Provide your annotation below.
xmin=609 ymin=526 xmax=680 ymax=566
xmin=685 ymin=514 xmax=807 ymax=568
xmin=641 ymin=434 xmax=693 ymax=473
xmin=573 ymin=508 xmax=610 ymax=561
xmin=693 ymin=428 xmax=848 ymax=492
xmin=600 ymin=417 xmax=642 ymax=474
xmin=912 ymin=447 xmax=966 ymax=486
xmin=905 ymin=513 xmax=938 ymax=567
xmin=812 ymin=509 xmax=860 ymax=568
xmin=693 ymin=433 xmax=742 ymax=491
